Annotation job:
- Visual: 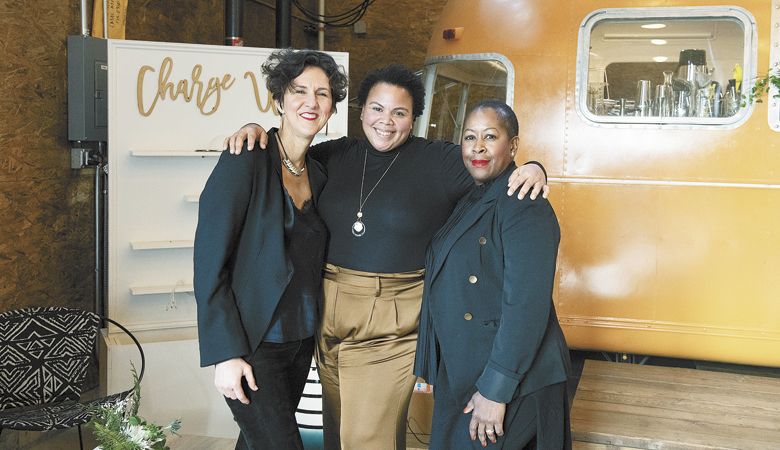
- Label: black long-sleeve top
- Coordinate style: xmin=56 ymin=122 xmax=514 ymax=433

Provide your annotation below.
xmin=311 ymin=136 xmax=471 ymax=273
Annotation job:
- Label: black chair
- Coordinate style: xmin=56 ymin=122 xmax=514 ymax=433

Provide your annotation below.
xmin=0 ymin=306 xmax=145 ymax=450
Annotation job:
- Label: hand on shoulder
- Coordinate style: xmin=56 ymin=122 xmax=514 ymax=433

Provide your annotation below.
xmin=223 ymin=123 xmax=268 ymax=155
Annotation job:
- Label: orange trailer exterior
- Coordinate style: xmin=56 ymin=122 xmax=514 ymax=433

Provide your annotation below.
xmin=422 ymin=0 xmax=780 ymax=367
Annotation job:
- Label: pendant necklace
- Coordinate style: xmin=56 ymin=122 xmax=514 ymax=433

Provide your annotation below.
xmin=352 ymin=148 xmax=400 ymax=237
xmin=275 ymin=134 xmax=305 ymax=176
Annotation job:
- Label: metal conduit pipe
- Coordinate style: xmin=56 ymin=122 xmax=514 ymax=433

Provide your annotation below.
xmin=95 ymin=149 xmax=104 ymax=317
xmin=225 ymin=0 xmax=245 ymax=46
xmin=319 ymin=0 xmax=325 ymax=51
xmin=80 ymin=0 xmax=91 ymax=36
xmin=101 ymin=154 xmax=109 ymax=318
xmin=276 ymin=0 xmax=292 ymax=48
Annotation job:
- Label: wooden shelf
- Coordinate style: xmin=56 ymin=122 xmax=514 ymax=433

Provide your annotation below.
xmin=130 ymin=284 xmax=194 ymax=296
xmin=130 ymin=240 xmax=194 ymax=250
xmin=130 ymin=150 xmax=223 ymax=157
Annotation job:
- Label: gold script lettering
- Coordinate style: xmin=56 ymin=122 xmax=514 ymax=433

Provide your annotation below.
xmin=244 ymin=71 xmax=279 ymax=115
xmin=136 ymin=56 xmax=235 ymax=117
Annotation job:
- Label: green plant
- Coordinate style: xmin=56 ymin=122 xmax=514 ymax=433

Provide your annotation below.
xmin=90 ymin=365 xmax=181 ymax=450
xmin=746 ymin=63 xmax=780 ymax=105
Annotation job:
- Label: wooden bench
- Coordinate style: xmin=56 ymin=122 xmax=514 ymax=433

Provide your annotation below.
xmin=571 ymin=360 xmax=780 ymax=449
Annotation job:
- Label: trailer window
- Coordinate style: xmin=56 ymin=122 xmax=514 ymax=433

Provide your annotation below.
xmin=577 ymin=7 xmax=756 ymax=128
xmin=414 ymin=55 xmax=513 ymax=141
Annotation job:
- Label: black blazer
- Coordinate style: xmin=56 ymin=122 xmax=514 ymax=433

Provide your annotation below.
xmin=414 ymin=164 xmax=570 ymax=406
xmin=194 ymin=129 xmax=327 ymax=367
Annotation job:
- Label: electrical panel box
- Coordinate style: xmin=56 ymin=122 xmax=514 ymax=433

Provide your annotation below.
xmin=68 ymin=35 xmax=108 ymax=142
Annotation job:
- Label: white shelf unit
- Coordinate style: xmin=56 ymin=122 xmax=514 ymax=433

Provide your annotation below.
xmin=111 ymin=147 xmax=227 ymax=330
xmin=129 ymin=284 xmax=194 ymax=296
xmin=130 ymin=240 xmax=195 ymax=250
xmin=109 ymin=147 xmax=215 ymax=330
xmin=130 ymin=149 xmax=223 ymax=157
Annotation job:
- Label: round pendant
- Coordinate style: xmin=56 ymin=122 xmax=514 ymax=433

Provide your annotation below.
xmin=352 ymin=220 xmax=366 ymax=237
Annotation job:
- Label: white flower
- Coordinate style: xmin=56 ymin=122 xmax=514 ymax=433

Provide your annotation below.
xmin=122 ymin=424 xmax=152 ymax=448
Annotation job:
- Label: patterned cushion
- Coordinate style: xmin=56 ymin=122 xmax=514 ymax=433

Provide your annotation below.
xmin=0 ymin=307 xmax=141 ymax=434
xmin=0 ymin=400 xmax=92 ymax=430
xmin=0 ymin=392 xmax=128 ymax=431
xmin=0 ymin=307 xmax=100 ymax=411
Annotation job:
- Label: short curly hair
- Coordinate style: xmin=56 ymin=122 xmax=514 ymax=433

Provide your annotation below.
xmin=356 ymin=64 xmax=426 ymax=119
xmin=262 ymin=49 xmax=349 ymax=113
xmin=466 ymin=99 xmax=519 ymax=138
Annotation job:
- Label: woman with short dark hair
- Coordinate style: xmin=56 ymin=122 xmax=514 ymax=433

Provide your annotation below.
xmin=194 ymin=49 xmax=347 ymax=450
xmin=356 ymin=64 xmax=426 ymax=118
xmin=415 ymin=100 xmax=572 ymax=449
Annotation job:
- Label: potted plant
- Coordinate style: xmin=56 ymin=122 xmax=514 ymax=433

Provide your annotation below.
xmin=746 ymin=62 xmax=780 ymax=104
xmin=90 ymin=366 xmax=181 ymax=450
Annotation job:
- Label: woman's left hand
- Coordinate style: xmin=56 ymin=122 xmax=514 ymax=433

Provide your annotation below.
xmin=464 ymin=391 xmax=506 ymax=447
xmin=507 ymin=163 xmax=549 ymax=200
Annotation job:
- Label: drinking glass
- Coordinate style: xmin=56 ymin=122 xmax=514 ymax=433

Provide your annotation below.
xmin=636 ymin=80 xmax=652 ymax=117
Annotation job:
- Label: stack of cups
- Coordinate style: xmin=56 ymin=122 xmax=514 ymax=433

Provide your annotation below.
xmin=655 ymin=71 xmax=674 ymax=117
xmin=636 ymin=80 xmax=652 ymax=117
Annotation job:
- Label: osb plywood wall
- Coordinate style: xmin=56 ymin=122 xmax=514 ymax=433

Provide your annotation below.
xmin=0 ymin=0 xmax=444 ymax=313
xmin=0 ymin=0 xmax=96 ymax=314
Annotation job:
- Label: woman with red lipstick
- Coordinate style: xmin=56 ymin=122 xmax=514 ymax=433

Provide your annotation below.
xmin=224 ymin=65 xmax=548 ymax=450
xmin=415 ymin=100 xmax=572 ymax=449
xmin=194 ymin=49 xmax=347 ymax=450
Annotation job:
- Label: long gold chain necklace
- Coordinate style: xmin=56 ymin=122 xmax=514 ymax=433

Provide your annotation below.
xmin=352 ymin=148 xmax=400 ymax=237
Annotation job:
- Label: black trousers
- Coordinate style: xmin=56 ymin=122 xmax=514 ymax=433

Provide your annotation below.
xmin=224 ymin=337 xmax=315 ymax=450
xmin=429 ymin=360 xmax=571 ymax=450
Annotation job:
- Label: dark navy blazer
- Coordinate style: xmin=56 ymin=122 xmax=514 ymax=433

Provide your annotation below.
xmin=414 ymin=164 xmax=571 ymax=406
xmin=194 ymin=129 xmax=327 ymax=367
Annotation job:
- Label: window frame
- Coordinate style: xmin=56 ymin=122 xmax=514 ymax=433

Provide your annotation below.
xmin=414 ymin=53 xmax=515 ymax=139
xmin=769 ymin=0 xmax=780 ymax=132
xmin=576 ymin=6 xmax=757 ymax=129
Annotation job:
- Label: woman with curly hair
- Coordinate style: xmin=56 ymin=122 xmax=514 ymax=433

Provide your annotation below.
xmin=194 ymin=49 xmax=348 ymax=450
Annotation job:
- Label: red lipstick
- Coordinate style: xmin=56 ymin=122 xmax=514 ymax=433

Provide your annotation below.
xmin=471 ymin=160 xmax=489 ymax=167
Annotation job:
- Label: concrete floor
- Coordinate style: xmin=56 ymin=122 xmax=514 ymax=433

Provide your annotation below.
xmin=1 ymin=427 xmax=235 ymax=450
xmin=7 ymin=353 xmax=778 ymax=449
xmin=1 ymin=351 xmax=594 ymax=450
xmin=5 ymin=426 xmax=422 ymax=450
xmin=0 ymin=427 xmax=97 ymax=450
